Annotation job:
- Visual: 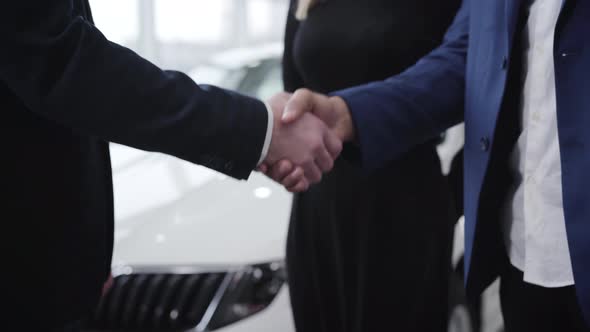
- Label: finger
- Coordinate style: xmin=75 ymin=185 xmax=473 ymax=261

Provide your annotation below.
xmin=281 ymin=167 xmax=305 ymax=188
xmin=269 ymin=160 xmax=294 ymax=182
xmin=288 ymin=179 xmax=309 ymax=193
xmin=315 ymin=148 xmax=334 ymax=173
xmin=102 ymin=274 xmax=114 ymax=296
xmin=324 ymin=130 xmax=343 ymax=159
xmin=303 ymin=162 xmax=322 ymax=184
xmin=257 ymin=163 xmax=269 ymax=174
xmin=282 ymin=89 xmax=314 ymax=124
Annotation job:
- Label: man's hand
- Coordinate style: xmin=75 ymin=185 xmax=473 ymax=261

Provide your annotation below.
xmin=261 ymin=89 xmax=355 ymax=192
xmin=263 ymin=92 xmax=343 ymax=191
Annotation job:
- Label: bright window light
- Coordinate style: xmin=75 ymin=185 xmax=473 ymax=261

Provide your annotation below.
xmin=247 ymin=0 xmax=273 ymax=38
xmin=155 ymin=0 xmax=230 ymax=43
xmin=89 ymin=0 xmax=139 ymax=46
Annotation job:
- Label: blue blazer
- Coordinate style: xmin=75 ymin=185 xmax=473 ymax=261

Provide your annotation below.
xmin=336 ymin=0 xmax=590 ymax=322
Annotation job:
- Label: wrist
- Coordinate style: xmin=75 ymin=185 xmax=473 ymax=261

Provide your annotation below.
xmin=330 ymin=96 xmax=355 ymax=142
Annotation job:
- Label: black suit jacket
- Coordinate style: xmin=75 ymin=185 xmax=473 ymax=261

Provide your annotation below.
xmin=0 ymin=1 xmax=267 ymax=327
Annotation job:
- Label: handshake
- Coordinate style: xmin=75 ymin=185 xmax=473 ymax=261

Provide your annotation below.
xmin=260 ymin=89 xmax=355 ymax=193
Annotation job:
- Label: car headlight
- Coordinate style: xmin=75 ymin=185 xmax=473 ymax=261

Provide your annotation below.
xmin=85 ymin=261 xmax=286 ymax=332
xmin=203 ymin=261 xmax=287 ymax=330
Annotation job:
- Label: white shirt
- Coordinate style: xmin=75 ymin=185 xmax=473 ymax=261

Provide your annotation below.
xmin=258 ymin=105 xmax=274 ymax=165
xmin=502 ymin=0 xmax=574 ymax=287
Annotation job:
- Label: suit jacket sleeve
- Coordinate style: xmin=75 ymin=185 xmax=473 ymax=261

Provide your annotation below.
xmin=0 ymin=1 xmax=268 ymax=180
xmin=333 ymin=0 xmax=469 ymax=172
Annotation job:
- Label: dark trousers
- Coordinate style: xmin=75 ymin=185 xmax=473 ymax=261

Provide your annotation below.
xmin=500 ymin=263 xmax=590 ymax=332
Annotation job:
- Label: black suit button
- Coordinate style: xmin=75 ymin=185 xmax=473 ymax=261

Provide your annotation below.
xmin=502 ymin=57 xmax=508 ymax=70
xmin=480 ymin=137 xmax=490 ymax=152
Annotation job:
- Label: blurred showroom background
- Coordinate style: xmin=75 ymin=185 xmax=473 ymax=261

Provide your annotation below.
xmin=89 ymin=0 xmax=288 ymax=72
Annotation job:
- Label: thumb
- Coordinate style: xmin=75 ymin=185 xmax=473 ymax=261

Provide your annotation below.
xmin=282 ymin=88 xmax=315 ymax=124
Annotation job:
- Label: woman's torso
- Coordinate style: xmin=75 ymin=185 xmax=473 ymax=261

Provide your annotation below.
xmin=285 ymin=2 xmax=461 ymax=331
xmin=290 ymin=0 xmax=460 ymax=93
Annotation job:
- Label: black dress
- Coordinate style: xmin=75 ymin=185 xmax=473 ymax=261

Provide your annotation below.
xmin=283 ymin=0 xmax=461 ymax=331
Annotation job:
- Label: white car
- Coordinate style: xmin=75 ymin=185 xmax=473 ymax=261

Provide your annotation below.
xmin=86 ymin=43 xmax=295 ymax=332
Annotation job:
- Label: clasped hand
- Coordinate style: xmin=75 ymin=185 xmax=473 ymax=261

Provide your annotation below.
xmin=261 ymin=89 xmax=354 ymax=192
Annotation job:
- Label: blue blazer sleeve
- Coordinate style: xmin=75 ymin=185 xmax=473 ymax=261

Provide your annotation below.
xmin=334 ymin=0 xmax=469 ymax=172
xmin=0 ymin=1 xmax=268 ymax=180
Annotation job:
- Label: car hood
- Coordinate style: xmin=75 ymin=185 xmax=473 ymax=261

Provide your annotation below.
xmin=109 ymin=144 xmax=292 ymax=268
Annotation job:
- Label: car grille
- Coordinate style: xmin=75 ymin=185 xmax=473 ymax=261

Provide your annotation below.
xmin=86 ymin=272 xmax=227 ymax=331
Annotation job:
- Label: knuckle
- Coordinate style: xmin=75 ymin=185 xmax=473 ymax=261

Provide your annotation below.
xmin=297 ymin=88 xmax=311 ymax=97
xmin=308 ymin=171 xmax=321 ymax=184
xmin=326 ymin=159 xmax=334 ymax=171
xmin=271 ymin=170 xmax=283 ymax=181
xmin=279 ymin=162 xmax=290 ymax=174
xmin=312 ymin=141 xmax=323 ymax=153
xmin=295 ymin=172 xmax=304 ymax=180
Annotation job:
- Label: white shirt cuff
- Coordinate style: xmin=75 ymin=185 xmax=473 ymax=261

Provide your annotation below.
xmin=257 ymin=103 xmax=274 ymax=166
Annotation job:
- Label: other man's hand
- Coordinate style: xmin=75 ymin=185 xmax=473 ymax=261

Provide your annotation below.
xmin=283 ymin=89 xmax=355 ymax=142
